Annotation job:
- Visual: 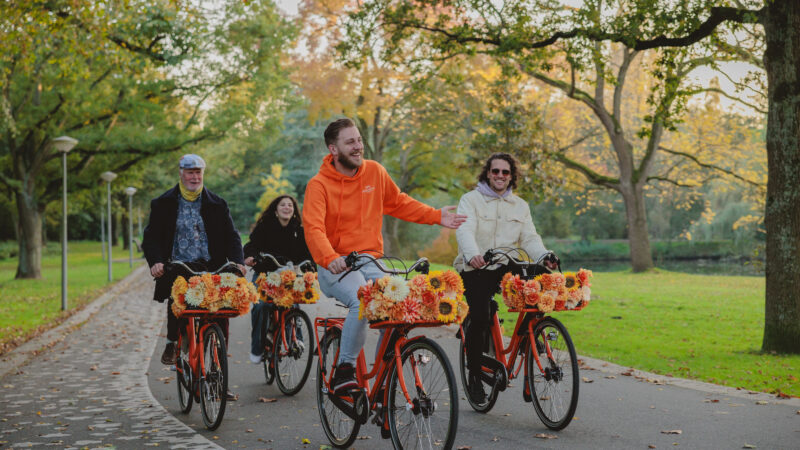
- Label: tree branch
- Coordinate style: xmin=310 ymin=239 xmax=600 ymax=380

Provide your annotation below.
xmin=659 ymin=146 xmax=765 ymax=188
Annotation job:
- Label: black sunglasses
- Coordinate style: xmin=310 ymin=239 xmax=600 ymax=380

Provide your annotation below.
xmin=490 ymin=168 xmax=511 ymax=176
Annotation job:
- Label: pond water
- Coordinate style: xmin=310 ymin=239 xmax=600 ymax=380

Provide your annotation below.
xmin=565 ymin=258 xmax=764 ymax=276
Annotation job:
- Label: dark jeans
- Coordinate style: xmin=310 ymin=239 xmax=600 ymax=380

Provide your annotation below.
xmin=250 ymin=301 xmax=273 ymax=356
xmin=461 ymin=268 xmax=508 ymax=375
xmin=166 ymin=298 xmax=229 ymax=346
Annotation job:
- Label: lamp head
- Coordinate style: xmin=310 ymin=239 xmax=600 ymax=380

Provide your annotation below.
xmin=124 ymin=187 xmax=137 ymax=196
xmin=100 ymin=171 xmax=117 ymax=182
xmin=52 ymin=136 xmax=78 ymax=153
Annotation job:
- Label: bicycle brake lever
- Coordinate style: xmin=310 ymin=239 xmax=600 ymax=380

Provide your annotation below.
xmin=483 ymin=250 xmax=495 ymax=266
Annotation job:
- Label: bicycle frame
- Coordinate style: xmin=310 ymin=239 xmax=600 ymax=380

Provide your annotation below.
xmin=313 ymin=318 xmax=432 ymax=414
xmin=177 ymin=310 xmax=237 ymax=395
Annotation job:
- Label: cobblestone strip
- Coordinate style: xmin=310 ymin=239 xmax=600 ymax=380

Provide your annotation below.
xmin=0 ymin=267 xmax=220 ymax=449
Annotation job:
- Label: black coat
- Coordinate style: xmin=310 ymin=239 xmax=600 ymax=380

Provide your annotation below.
xmin=243 ymin=218 xmax=313 ymax=273
xmin=142 ymin=185 xmax=244 ymax=302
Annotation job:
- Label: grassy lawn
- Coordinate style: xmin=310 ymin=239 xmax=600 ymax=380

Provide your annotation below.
xmin=0 ymin=241 xmax=139 ymax=354
xmin=422 ymin=262 xmax=799 ymax=397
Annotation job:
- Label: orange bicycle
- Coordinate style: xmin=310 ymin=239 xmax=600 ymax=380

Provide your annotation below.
xmin=315 ymin=253 xmax=458 ymax=449
xmin=253 ymin=253 xmax=315 ymax=395
xmin=170 ymin=260 xmax=242 ymax=431
xmin=457 ymin=248 xmax=580 ymax=430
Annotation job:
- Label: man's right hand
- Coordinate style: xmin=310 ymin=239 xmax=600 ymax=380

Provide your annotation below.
xmin=469 ymin=255 xmax=487 ymax=269
xmin=150 ymin=263 xmax=165 ymax=278
xmin=244 ymin=257 xmax=255 ymax=267
xmin=327 ymin=256 xmax=348 ymax=274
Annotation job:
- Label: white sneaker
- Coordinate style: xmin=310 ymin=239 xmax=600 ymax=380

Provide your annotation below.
xmin=249 ymin=352 xmax=263 ymax=364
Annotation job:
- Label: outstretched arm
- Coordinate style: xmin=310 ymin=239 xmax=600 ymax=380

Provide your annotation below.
xmin=439 ymin=205 xmax=467 ymax=229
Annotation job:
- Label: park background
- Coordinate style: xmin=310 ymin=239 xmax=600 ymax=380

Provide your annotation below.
xmin=1 ymin=1 xmax=797 ymax=397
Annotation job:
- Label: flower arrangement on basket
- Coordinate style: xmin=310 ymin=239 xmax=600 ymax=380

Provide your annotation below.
xmin=501 ymin=269 xmax=593 ymax=312
xmin=170 ymin=273 xmax=259 ymax=317
xmin=254 ymin=270 xmax=320 ymax=308
xmin=358 ymin=270 xmax=469 ymax=325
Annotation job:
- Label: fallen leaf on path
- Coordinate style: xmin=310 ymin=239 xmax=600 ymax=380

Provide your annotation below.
xmin=755 ymin=401 xmax=768 ymax=405
xmin=301 ymin=438 xmax=310 ymax=444
xmin=356 ymin=436 xmax=371 ymax=440
xmin=503 ymin=413 xmax=511 ymax=416
xmin=621 ymin=370 xmax=633 ymax=376
xmin=581 ymin=377 xmax=594 ymax=383
xmin=774 ymin=391 xmax=790 ymax=399
xmin=111 ymin=371 xmax=121 ymax=375
xmin=661 ymin=430 xmax=682 ymax=435
xmin=245 ymin=429 xmax=254 ymax=433
xmin=796 ymin=410 xmax=800 ymax=415
xmin=742 ymin=444 xmax=756 ymax=449
xmin=605 ymin=375 xmax=616 ymax=379
xmin=456 ymin=446 xmax=472 ymax=449
xmin=491 ymin=436 xmax=500 ymax=441
xmin=648 ymin=446 xmax=656 ymax=449
xmin=258 ymin=397 xmax=277 ymax=403
xmin=703 ymin=399 xmax=719 ymax=403
xmin=534 ymin=433 xmax=558 ymax=439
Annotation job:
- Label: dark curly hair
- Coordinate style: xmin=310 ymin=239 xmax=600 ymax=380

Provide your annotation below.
xmin=477 ymin=153 xmax=519 ymax=190
xmin=253 ymin=194 xmax=302 ymax=230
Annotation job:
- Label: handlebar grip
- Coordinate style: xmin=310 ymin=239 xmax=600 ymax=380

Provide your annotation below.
xmin=483 ymin=250 xmax=495 ymax=265
xmin=418 ymin=260 xmax=430 ymax=275
xmin=345 ymin=251 xmax=358 ymax=268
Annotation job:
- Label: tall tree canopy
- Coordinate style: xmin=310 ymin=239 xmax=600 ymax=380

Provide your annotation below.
xmin=340 ymin=0 xmax=798 ymax=353
xmin=1 ymin=0 xmax=294 ymax=278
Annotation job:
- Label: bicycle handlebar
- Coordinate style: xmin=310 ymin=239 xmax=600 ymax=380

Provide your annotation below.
xmin=254 ymin=252 xmax=316 ymax=273
xmin=482 ymin=247 xmax=561 ymax=272
xmin=165 ymin=260 xmax=244 ymax=278
xmin=338 ymin=252 xmax=430 ymax=282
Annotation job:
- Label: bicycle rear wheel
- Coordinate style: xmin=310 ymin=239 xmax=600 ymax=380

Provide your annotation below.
xmin=458 ymin=317 xmax=500 ymax=413
xmin=176 ymin=334 xmax=193 ymax=413
xmin=316 ymin=329 xmax=360 ymax=448
xmin=274 ymin=308 xmax=314 ymax=395
xmin=388 ymin=337 xmax=458 ymax=450
xmin=200 ymin=323 xmax=228 ymax=431
xmin=526 ymin=316 xmax=579 ymax=430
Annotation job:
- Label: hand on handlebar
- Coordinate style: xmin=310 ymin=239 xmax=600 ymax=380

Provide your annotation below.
xmin=327 ymin=256 xmax=348 ymax=274
xmin=469 ymin=255 xmax=487 ymax=269
xmin=151 ymin=262 xmax=165 ymax=278
xmin=244 ymin=256 xmax=255 ymax=267
xmin=543 ymin=253 xmax=560 ymax=271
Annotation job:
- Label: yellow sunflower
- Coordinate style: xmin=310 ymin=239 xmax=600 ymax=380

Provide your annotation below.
xmin=437 ymin=297 xmax=457 ymax=323
xmin=303 ymin=287 xmax=320 ymax=304
xmin=427 ymin=271 xmax=446 ymax=293
xmin=563 ymin=272 xmax=579 ymax=292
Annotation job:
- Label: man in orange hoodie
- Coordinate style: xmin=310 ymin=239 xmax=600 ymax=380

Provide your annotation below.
xmin=303 ymin=118 xmax=466 ymax=393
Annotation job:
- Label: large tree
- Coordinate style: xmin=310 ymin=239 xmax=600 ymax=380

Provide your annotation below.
xmin=349 ymin=0 xmax=797 ymax=353
xmin=0 ymin=0 xmax=294 ymax=278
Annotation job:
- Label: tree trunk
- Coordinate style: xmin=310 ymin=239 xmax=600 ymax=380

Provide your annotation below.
xmin=14 ymin=190 xmax=43 ymax=279
xmin=620 ymin=184 xmax=654 ymax=272
xmin=762 ymin=1 xmax=800 ymax=353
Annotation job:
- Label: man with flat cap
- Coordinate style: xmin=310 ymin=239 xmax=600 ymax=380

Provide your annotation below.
xmin=142 ymin=154 xmax=245 ymax=399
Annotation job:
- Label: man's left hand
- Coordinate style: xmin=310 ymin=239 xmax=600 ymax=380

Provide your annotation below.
xmin=237 ymin=264 xmax=247 ymax=276
xmin=440 ymin=205 xmax=467 ymax=229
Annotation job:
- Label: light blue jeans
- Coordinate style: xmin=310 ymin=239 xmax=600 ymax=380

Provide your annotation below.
xmin=317 ymin=261 xmax=387 ymax=366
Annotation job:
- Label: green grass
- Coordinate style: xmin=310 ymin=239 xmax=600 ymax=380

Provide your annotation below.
xmin=0 ymin=241 xmax=138 ymax=353
xmin=420 ymin=260 xmax=798 ymax=397
xmin=497 ymin=269 xmax=799 ymax=397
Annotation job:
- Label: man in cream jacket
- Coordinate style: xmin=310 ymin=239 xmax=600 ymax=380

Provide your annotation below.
xmin=455 ymin=152 xmax=558 ymax=403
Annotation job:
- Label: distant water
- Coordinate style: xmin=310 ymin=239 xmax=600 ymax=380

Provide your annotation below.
xmin=565 ymin=258 xmax=764 ymax=276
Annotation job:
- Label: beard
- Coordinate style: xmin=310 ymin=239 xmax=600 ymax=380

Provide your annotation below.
xmin=337 ymin=152 xmax=362 ymax=170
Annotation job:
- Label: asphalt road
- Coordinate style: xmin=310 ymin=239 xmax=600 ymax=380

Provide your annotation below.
xmin=1 ymin=267 xmax=798 ymax=449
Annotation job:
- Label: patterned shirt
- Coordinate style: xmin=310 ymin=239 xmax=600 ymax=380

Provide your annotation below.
xmin=171 ymin=196 xmax=210 ymax=262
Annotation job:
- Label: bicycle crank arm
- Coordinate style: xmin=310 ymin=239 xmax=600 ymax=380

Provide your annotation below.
xmin=480 ymin=355 xmax=509 ymax=392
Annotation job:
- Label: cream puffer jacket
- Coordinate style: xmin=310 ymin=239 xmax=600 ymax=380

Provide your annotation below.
xmin=453 ymin=189 xmax=549 ymax=272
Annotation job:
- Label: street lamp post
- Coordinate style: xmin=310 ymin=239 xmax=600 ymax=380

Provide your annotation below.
xmin=124 ymin=187 xmax=137 ymax=268
xmin=100 ymin=207 xmax=106 ymax=261
xmin=52 ymin=136 xmax=78 ymax=311
xmin=100 ymin=171 xmax=117 ymax=282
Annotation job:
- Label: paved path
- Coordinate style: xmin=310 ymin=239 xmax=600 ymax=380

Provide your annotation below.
xmin=2 ymin=268 xmax=799 ymax=449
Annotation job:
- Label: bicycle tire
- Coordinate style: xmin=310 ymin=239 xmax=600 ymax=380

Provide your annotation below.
xmin=526 ymin=316 xmax=579 ymax=430
xmin=200 ymin=322 xmax=228 ymax=431
xmin=388 ymin=337 xmax=458 ymax=450
xmin=274 ymin=308 xmax=314 ymax=396
xmin=176 ymin=334 xmax=193 ymax=414
xmin=458 ymin=317 xmax=500 ymax=413
xmin=316 ymin=329 xmax=360 ymax=448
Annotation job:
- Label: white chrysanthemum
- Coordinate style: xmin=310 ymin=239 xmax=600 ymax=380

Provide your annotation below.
xmin=292 ymin=277 xmax=305 ymax=292
xmin=367 ymin=300 xmax=384 ymax=319
xmin=384 ymin=276 xmax=410 ymax=302
xmin=220 ymin=273 xmax=238 ymax=288
xmin=565 ymin=299 xmax=578 ymax=310
xmin=581 ymin=286 xmax=591 ymax=303
xmin=266 ymin=272 xmax=281 ymax=287
xmin=185 ymin=284 xmax=205 ymax=307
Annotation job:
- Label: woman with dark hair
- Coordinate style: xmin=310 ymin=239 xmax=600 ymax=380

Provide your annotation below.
xmin=243 ymin=194 xmax=313 ymax=364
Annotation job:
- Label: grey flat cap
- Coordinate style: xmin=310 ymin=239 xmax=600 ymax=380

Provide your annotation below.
xmin=179 ymin=154 xmax=206 ymax=169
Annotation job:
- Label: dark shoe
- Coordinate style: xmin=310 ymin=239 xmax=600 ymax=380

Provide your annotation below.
xmin=161 ymin=342 xmax=178 ymax=365
xmin=468 ymin=374 xmax=486 ymax=403
xmin=226 ymin=390 xmax=238 ymax=401
xmin=332 ymin=363 xmax=358 ymax=394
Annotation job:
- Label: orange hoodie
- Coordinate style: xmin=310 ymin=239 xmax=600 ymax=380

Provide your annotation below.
xmin=303 ymin=154 xmax=442 ymax=268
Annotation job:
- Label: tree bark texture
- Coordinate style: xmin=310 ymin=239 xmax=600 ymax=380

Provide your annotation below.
xmin=762 ymin=1 xmax=800 ymax=353
xmin=14 ymin=189 xmax=42 ymax=279
xmin=620 ymin=183 xmax=654 ymax=272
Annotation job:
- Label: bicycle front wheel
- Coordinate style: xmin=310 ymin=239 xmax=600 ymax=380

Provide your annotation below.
xmin=316 ymin=329 xmax=360 ymax=448
xmin=176 ymin=334 xmax=193 ymax=413
xmin=200 ymin=322 xmax=228 ymax=431
xmin=388 ymin=338 xmax=458 ymax=450
xmin=274 ymin=308 xmax=314 ymax=395
xmin=526 ymin=316 xmax=579 ymax=430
